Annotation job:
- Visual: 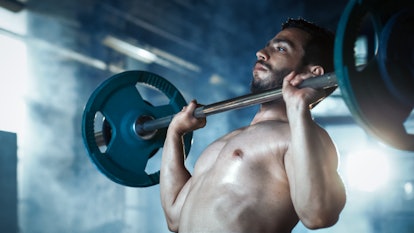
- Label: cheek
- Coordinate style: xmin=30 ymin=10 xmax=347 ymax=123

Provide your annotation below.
xmin=272 ymin=67 xmax=293 ymax=82
xmin=269 ymin=53 xmax=302 ymax=71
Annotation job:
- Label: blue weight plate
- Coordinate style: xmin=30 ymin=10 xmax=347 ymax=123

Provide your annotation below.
xmin=82 ymin=70 xmax=192 ymax=187
xmin=335 ymin=0 xmax=414 ymax=151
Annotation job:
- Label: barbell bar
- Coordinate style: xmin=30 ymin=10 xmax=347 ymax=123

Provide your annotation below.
xmin=137 ymin=72 xmax=337 ymax=134
xmin=82 ymin=0 xmax=414 ymax=187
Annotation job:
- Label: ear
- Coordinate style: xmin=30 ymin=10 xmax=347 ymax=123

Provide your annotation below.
xmin=309 ymin=65 xmax=324 ymax=76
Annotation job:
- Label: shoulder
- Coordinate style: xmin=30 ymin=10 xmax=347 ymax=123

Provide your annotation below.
xmin=253 ymin=120 xmax=291 ymax=137
xmin=246 ymin=121 xmax=292 ymax=160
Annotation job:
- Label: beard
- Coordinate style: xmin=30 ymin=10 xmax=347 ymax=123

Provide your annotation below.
xmin=250 ymin=61 xmax=292 ymax=93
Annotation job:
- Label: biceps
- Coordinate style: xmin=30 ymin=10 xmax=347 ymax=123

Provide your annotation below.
xmin=283 ymin=149 xmax=296 ymax=196
xmin=164 ymin=178 xmax=192 ymax=220
xmin=174 ymin=178 xmax=192 ymax=209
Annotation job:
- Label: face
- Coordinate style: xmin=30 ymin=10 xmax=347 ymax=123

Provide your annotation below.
xmin=251 ymin=28 xmax=311 ymax=93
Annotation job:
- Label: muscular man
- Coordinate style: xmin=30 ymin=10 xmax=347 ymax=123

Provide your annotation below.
xmin=160 ymin=18 xmax=346 ymax=233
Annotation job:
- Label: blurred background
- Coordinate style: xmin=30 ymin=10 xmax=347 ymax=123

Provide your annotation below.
xmin=1 ymin=0 xmax=413 ymax=232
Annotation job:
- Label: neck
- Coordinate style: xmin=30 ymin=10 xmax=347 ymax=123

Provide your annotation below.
xmin=251 ymin=100 xmax=288 ymax=125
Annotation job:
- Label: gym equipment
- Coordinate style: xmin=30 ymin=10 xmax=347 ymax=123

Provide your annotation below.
xmin=82 ymin=0 xmax=414 ymax=187
xmin=335 ymin=0 xmax=414 ymax=152
xmin=82 ymin=70 xmax=337 ymax=187
xmin=82 ymin=71 xmax=192 ymax=187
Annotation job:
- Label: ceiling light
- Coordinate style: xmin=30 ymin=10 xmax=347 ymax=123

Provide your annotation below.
xmin=102 ymin=36 xmax=157 ymax=64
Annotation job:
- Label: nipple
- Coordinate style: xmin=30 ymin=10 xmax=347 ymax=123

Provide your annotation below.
xmin=233 ymin=149 xmax=244 ymax=158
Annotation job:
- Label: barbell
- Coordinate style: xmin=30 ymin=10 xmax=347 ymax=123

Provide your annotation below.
xmin=82 ymin=0 xmax=414 ymax=187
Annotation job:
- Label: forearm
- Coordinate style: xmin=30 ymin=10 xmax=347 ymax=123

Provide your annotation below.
xmin=287 ymin=106 xmax=346 ymax=227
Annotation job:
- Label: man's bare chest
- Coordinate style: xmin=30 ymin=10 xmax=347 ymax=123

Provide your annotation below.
xmin=193 ymin=121 xmax=290 ymax=178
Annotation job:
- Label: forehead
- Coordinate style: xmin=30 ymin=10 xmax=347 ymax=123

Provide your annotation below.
xmin=273 ymin=27 xmax=311 ymax=48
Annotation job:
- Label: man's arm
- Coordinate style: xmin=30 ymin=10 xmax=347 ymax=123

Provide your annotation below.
xmin=282 ymin=72 xmax=346 ymax=229
xmin=160 ymin=100 xmax=206 ymax=232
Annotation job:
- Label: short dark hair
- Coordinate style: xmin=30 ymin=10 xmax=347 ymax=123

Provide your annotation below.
xmin=282 ymin=18 xmax=336 ymax=106
xmin=282 ymin=18 xmax=335 ymax=72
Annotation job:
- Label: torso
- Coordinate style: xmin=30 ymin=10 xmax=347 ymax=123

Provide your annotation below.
xmin=178 ymin=120 xmax=299 ymax=233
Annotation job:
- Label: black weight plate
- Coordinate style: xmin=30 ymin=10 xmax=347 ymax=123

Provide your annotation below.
xmin=335 ymin=0 xmax=414 ymax=151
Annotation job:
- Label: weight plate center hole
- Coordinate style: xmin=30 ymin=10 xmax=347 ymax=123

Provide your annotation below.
xmin=135 ymin=115 xmax=158 ymax=140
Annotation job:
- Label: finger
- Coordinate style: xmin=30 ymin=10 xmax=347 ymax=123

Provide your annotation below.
xmin=283 ymin=72 xmax=297 ymax=90
xmin=186 ymin=100 xmax=198 ymax=112
xmin=284 ymin=71 xmax=296 ymax=83
xmin=291 ymin=74 xmax=311 ymax=87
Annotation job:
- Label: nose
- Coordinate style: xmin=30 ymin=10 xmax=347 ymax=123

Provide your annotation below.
xmin=256 ymin=48 xmax=268 ymax=61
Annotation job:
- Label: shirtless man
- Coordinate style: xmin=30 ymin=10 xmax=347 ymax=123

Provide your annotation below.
xmin=160 ymin=18 xmax=346 ymax=233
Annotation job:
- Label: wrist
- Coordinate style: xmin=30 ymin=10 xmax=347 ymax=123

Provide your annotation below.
xmin=167 ymin=125 xmax=186 ymax=139
xmin=287 ymin=100 xmax=312 ymax=121
xmin=287 ymin=98 xmax=309 ymax=113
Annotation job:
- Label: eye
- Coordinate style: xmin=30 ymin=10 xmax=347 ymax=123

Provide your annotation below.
xmin=276 ymin=46 xmax=287 ymax=52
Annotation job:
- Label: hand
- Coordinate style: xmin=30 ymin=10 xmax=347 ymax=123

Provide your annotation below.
xmin=282 ymin=71 xmax=326 ymax=109
xmin=169 ymin=100 xmax=207 ymax=136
